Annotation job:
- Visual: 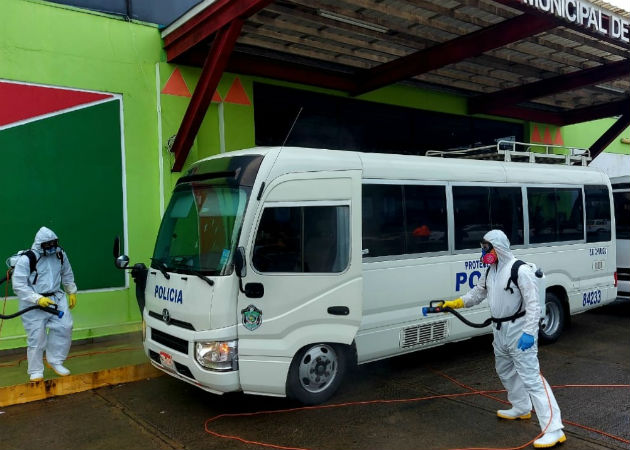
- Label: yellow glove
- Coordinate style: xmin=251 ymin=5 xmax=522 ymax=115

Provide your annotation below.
xmin=68 ymin=293 xmax=77 ymax=309
xmin=441 ymin=298 xmax=464 ymax=309
xmin=37 ymin=297 xmax=55 ymax=308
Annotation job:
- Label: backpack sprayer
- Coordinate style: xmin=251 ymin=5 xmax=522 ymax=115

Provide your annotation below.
xmin=0 ymin=253 xmax=65 ymax=319
xmin=422 ymin=261 xmax=545 ymax=329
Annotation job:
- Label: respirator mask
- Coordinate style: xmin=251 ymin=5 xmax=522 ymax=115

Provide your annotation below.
xmin=480 ymin=241 xmax=497 ymax=265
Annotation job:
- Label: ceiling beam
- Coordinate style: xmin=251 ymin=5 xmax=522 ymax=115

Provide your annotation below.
xmin=163 ymin=0 xmax=273 ymax=62
xmin=171 ymin=19 xmax=244 ymax=172
xmin=350 ymin=13 xmax=557 ymax=96
xmin=483 ymin=105 xmax=564 ymax=126
xmin=563 ymin=98 xmax=630 ymax=126
xmin=227 ymin=53 xmax=357 ymax=92
xmin=469 ymin=59 xmax=630 ymax=114
xmin=590 ymin=111 xmax=630 ymax=159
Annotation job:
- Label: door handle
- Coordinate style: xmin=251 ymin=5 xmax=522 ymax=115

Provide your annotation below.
xmin=244 ymin=282 xmax=264 ymax=298
xmin=327 ymin=306 xmax=349 ymax=316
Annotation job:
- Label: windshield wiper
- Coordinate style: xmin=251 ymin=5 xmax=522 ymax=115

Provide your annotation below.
xmin=187 ymin=269 xmax=214 ymax=287
xmin=169 ymin=261 xmax=215 ymax=287
xmin=150 ymin=258 xmax=171 ymax=280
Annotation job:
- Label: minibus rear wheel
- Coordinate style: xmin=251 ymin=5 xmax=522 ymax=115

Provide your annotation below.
xmin=539 ymin=292 xmax=565 ymax=344
xmin=286 ymin=343 xmax=347 ymax=405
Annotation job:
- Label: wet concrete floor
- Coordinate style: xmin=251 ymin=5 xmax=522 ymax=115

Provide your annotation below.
xmin=1 ymin=300 xmax=628 ymax=450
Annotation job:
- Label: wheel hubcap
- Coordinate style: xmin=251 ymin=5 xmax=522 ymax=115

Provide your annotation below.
xmin=540 ymin=301 xmax=560 ymax=336
xmin=298 ymin=344 xmax=338 ymax=393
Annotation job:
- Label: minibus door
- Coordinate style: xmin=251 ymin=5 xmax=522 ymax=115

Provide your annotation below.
xmin=236 ymin=171 xmax=363 ymax=395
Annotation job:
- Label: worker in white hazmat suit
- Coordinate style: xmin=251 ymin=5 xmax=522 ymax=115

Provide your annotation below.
xmin=442 ymin=229 xmax=565 ymax=448
xmin=12 ymin=227 xmax=77 ymax=382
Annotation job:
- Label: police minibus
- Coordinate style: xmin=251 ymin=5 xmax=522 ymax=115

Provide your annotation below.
xmin=116 ymin=146 xmax=617 ymax=405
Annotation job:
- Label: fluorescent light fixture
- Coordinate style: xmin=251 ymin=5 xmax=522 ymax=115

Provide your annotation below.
xmin=318 ymin=10 xmax=389 ymax=33
xmin=595 ymin=84 xmax=626 ymax=94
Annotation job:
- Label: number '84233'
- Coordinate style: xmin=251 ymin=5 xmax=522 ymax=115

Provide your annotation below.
xmin=582 ymin=290 xmax=601 ymax=306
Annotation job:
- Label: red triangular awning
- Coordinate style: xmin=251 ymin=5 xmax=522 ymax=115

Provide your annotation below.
xmin=224 ymin=77 xmax=251 ymax=105
xmin=0 ymin=81 xmax=113 ymax=127
xmin=531 ymin=125 xmax=542 ymax=143
xmin=161 ymin=68 xmax=192 ymax=97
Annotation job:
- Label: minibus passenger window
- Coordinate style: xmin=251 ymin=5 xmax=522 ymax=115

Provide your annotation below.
xmin=361 ymin=185 xmax=404 ymax=257
xmin=453 ymin=186 xmax=523 ymax=249
xmin=585 ymin=185 xmax=611 ymax=243
xmin=528 ymin=187 xmax=583 ymax=244
xmin=404 ymin=185 xmax=448 ymax=253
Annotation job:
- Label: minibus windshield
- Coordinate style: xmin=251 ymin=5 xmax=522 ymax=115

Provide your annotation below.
xmin=153 ymin=183 xmax=250 ymax=276
xmin=153 ymin=154 xmax=263 ymax=276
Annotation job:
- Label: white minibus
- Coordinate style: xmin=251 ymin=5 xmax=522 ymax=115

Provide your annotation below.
xmin=116 ymin=146 xmax=617 ymax=405
xmin=611 ymin=176 xmax=629 ymax=297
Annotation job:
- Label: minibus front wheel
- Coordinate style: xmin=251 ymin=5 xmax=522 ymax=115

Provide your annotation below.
xmin=286 ymin=343 xmax=348 ymax=405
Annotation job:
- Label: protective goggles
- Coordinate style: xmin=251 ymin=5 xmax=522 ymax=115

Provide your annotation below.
xmin=480 ymin=241 xmax=493 ymax=252
xmin=41 ymin=239 xmax=59 ymax=251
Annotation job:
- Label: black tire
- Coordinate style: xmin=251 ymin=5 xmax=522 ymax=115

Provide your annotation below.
xmin=286 ymin=343 xmax=347 ymax=405
xmin=539 ymin=292 xmax=565 ymax=344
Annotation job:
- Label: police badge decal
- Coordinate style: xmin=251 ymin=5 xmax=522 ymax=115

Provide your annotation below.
xmin=241 ymin=304 xmax=263 ymax=331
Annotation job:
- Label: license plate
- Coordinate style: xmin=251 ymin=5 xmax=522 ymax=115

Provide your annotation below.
xmin=159 ymin=351 xmax=174 ymax=370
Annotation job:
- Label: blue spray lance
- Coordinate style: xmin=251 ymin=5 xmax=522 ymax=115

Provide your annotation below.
xmin=0 ymin=303 xmax=64 ymax=319
xmin=422 ymin=301 xmax=491 ymax=328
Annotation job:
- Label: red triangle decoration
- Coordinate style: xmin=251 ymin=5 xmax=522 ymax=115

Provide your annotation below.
xmin=543 ymin=127 xmax=553 ymax=145
xmin=0 ymin=81 xmax=113 ymax=127
xmin=212 ymin=90 xmax=222 ymax=103
xmin=224 ymin=78 xmax=251 ymax=105
xmin=553 ymin=128 xmax=564 ymax=146
xmin=531 ymin=125 xmax=542 ymax=143
xmin=161 ymin=68 xmax=191 ymax=97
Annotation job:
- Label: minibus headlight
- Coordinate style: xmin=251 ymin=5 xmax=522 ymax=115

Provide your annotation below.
xmin=195 ymin=340 xmax=238 ymax=371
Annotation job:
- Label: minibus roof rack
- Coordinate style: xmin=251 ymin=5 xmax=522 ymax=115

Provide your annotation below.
xmin=425 ymin=140 xmax=591 ymax=166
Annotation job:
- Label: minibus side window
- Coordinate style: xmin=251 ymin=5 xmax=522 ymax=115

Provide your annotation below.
xmin=404 ymin=185 xmax=448 ymax=253
xmin=453 ymin=186 xmax=523 ymax=250
xmin=252 ymin=205 xmax=349 ymax=273
xmin=528 ymin=187 xmax=583 ymax=244
xmin=362 ymin=185 xmax=404 ymax=257
xmin=585 ymin=185 xmax=612 ymax=243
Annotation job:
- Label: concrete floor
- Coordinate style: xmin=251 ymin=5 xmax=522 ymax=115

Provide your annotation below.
xmin=1 ymin=299 xmax=628 ymax=450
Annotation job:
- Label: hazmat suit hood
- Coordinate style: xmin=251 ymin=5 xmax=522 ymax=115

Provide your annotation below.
xmin=483 ymin=229 xmax=514 ymax=269
xmin=32 ymin=227 xmax=59 ymax=253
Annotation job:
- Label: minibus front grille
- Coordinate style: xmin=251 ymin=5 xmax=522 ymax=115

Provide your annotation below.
xmin=151 ymin=328 xmax=189 ymax=355
xmin=148 ymin=310 xmax=195 ymax=330
xmin=400 ymin=320 xmax=448 ymax=348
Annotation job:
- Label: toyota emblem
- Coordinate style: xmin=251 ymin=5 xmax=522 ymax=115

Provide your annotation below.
xmin=162 ymin=308 xmax=171 ymax=325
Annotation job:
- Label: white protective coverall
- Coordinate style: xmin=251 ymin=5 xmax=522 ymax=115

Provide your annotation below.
xmin=12 ymin=227 xmax=77 ymax=375
xmin=462 ymin=229 xmax=563 ymax=434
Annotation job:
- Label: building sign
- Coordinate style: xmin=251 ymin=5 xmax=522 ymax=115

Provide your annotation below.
xmin=521 ymin=0 xmax=629 ymax=44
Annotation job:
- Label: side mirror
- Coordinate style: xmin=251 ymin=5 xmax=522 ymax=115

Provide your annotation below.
xmin=234 ymin=247 xmax=246 ymax=278
xmin=115 ymin=254 xmax=130 ymax=269
xmin=113 ymin=236 xmax=130 ymax=269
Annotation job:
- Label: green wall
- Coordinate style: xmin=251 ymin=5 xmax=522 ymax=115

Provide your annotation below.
xmin=0 ymin=0 xmax=163 ymax=348
xmin=562 ymin=118 xmax=630 ymax=155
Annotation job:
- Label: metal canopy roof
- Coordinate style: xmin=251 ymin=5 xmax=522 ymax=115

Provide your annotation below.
xmin=161 ymin=0 xmax=630 ymax=171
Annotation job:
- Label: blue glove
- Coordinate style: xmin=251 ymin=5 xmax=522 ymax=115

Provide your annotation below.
xmin=517 ymin=332 xmax=535 ymax=351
